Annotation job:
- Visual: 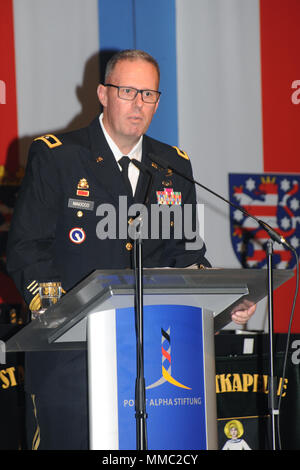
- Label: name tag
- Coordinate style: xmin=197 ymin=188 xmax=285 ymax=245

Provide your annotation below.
xmin=68 ymin=198 xmax=94 ymax=211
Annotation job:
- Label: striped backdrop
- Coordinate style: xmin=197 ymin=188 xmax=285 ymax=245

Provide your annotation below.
xmin=1 ymin=0 xmax=299 ymax=332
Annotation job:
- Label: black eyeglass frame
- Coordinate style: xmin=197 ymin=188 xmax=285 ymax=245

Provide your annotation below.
xmin=104 ymin=83 xmax=161 ymax=103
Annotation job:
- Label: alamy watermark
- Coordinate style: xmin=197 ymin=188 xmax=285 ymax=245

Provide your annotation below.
xmin=94 ymin=196 xmax=205 ymax=250
xmin=0 ymin=80 xmax=6 ymax=104
xmin=0 ymin=340 xmax=6 ymax=364
xmin=291 ymin=339 xmax=300 ymax=364
xmin=291 ymin=80 xmax=300 ymax=104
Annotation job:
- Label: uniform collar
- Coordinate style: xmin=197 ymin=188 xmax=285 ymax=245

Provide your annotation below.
xmin=99 ymin=113 xmax=143 ymax=165
xmin=86 ymin=117 xmax=161 ymax=206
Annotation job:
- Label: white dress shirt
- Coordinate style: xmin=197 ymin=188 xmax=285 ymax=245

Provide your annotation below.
xmin=99 ymin=113 xmax=142 ymax=195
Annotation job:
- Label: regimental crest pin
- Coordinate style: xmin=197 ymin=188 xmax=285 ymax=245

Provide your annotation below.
xmin=76 ymin=178 xmax=89 ymax=197
xmin=229 ymin=173 xmax=300 ymax=269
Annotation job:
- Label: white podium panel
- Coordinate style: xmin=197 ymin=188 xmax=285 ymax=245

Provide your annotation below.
xmin=87 ymin=308 xmax=119 ymax=450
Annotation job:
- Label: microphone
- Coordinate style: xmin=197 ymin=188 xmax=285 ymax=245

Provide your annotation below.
xmin=148 ymin=153 xmax=295 ymax=253
xmin=131 ymin=158 xmax=156 ymax=176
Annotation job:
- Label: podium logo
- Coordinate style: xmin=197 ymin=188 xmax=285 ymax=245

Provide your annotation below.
xmin=146 ymin=327 xmax=191 ymax=390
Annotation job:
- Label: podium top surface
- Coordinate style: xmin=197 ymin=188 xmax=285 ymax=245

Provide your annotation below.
xmin=3 ymin=267 xmax=294 ymax=354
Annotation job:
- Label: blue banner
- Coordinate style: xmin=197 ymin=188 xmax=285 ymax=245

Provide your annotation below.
xmin=98 ymin=0 xmax=178 ymax=145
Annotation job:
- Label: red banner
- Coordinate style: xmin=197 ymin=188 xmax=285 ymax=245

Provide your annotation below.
xmin=260 ymin=0 xmax=300 ymax=332
xmin=0 ymin=0 xmax=19 ymax=174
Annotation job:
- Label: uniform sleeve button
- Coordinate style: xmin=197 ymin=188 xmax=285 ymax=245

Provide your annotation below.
xmin=125 ymin=242 xmax=133 ymax=251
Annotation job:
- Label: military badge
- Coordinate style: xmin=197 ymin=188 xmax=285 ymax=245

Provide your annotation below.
xmin=76 ymin=178 xmax=89 ymax=197
xmin=69 ymin=227 xmax=86 ymax=244
xmin=229 ymin=173 xmax=300 ymax=269
xmin=34 ymin=134 xmax=62 ymax=148
xmin=156 ymin=188 xmax=182 ymax=205
xmin=173 ymin=146 xmax=189 ymax=160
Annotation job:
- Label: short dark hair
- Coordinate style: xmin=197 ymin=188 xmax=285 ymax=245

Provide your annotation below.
xmin=104 ymin=49 xmax=160 ymax=83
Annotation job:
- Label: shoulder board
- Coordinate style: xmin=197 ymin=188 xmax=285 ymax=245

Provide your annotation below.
xmin=34 ymin=134 xmax=62 ymax=149
xmin=172 ymin=145 xmax=189 ymax=160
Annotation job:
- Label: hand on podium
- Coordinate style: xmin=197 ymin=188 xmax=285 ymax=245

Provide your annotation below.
xmin=230 ymin=301 xmax=256 ymax=326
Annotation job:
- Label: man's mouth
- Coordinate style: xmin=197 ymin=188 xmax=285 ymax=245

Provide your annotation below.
xmin=128 ymin=115 xmax=143 ymax=122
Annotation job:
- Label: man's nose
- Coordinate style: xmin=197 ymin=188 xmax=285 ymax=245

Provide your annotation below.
xmin=133 ymin=91 xmax=144 ymax=106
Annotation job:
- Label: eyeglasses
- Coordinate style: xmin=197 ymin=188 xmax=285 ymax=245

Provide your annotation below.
xmin=104 ymin=84 xmax=161 ymax=103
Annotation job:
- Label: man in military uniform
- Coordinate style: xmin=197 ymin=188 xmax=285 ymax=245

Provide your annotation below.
xmin=6 ymin=49 xmax=255 ymax=449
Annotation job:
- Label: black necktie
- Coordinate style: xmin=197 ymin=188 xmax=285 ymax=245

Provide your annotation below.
xmin=118 ymin=156 xmax=132 ymax=196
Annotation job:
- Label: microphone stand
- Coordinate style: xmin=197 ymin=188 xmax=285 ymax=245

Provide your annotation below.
xmin=149 ymin=153 xmax=296 ymax=451
xmin=131 ymin=159 xmax=157 ymax=450
xmin=266 ymin=239 xmax=278 ymax=450
xmin=134 ymin=221 xmax=148 ymax=450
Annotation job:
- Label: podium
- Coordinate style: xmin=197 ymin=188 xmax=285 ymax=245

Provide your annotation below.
xmin=1 ymin=268 xmax=293 ymax=450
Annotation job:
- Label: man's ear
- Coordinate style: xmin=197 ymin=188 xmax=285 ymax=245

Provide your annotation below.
xmin=154 ymin=97 xmax=160 ymax=114
xmin=97 ymin=84 xmax=107 ymax=107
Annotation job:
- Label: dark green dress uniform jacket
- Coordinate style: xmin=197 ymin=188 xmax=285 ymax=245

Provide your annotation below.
xmin=5 ymin=117 xmax=209 ymax=449
xmin=7 ymin=117 xmax=209 ymax=307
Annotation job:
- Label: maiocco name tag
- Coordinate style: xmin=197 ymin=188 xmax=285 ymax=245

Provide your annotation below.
xmin=68 ymin=198 xmax=94 ymax=211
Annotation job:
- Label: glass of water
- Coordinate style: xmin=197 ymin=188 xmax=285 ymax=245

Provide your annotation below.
xmin=31 ymin=282 xmax=62 ymax=321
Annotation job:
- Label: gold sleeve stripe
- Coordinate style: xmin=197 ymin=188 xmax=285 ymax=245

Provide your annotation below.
xmin=27 ymin=280 xmax=37 ymax=290
xmin=173 ymin=146 xmax=189 ymax=160
xmin=34 ymin=134 xmax=62 ymax=149
xmin=28 ymin=282 xmax=39 ymax=294
xmin=28 ymin=284 xmax=38 ymax=293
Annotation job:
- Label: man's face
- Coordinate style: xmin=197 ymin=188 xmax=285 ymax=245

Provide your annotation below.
xmin=97 ymin=59 xmax=160 ymax=152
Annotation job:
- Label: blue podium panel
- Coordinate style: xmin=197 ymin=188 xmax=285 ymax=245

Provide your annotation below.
xmin=116 ymin=304 xmax=208 ymax=450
